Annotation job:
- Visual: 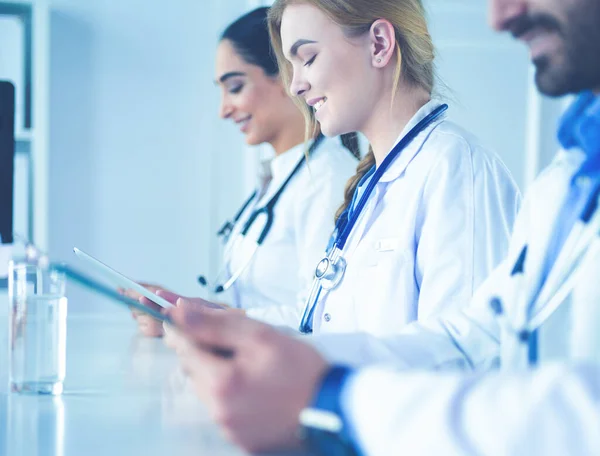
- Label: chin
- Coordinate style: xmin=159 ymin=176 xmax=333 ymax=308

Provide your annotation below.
xmin=534 ymin=64 xmax=574 ymax=97
xmin=317 ymin=119 xmax=344 ymax=138
xmin=244 ymin=133 xmax=263 ymax=146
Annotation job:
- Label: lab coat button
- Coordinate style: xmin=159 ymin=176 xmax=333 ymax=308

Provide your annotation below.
xmin=324 ymin=313 xmax=331 ymax=322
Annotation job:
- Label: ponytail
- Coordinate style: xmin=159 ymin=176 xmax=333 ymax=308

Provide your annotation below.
xmin=335 ymin=147 xmax=375 ymax=222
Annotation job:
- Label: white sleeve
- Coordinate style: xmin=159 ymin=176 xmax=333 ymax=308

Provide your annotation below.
xmin=414 ymin=136 xmax=520 ymax=321
xmin=306 ymin=266 xmax=503 ymax=369
xmin=344 ymin=363 xmax=600 ymax=456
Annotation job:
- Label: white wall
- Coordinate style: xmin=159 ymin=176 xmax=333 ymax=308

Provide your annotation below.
xmin=47 ymin=0 xmax=252 ymax=312
xmin=426 ymin=0 xmax=565 ymax=191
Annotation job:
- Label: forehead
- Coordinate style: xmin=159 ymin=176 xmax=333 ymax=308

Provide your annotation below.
xmin=215 ymin=40 xmax=246 ymax=73
xmin=280 ymin=3 xmax=338 ymax=57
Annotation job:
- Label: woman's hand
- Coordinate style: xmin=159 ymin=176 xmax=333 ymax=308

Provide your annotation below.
xmin=119 ymin=282 xmax=165 ymax=306
xmin=118 ymin=282 xmax=168 ymax=337
xmin=156 ymin=293 xmax=229 ymax=346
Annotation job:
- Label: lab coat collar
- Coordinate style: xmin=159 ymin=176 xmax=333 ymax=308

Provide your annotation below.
xmin=378 ymin=99 xmax=447 ymax=184
xmin=530 ymin=202 xmax=600 ymax=329
xmin=269 ymin=139 xmax=314 ymax=184
xmin=256 ymin=158 xmax=273 ymax=189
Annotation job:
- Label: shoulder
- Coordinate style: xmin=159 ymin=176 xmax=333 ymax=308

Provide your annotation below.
xmin=298 ymin=136 xmax=358 ymax=181
xmin=311 ymin=136 xmax=359 ymax=170
xmin=423 ymin=120 xmax=517 ymax=185
xmin=538 ymin=148 xmax=585 ymax=181
xmin=521 ymin=148 xmax=584 ymax=202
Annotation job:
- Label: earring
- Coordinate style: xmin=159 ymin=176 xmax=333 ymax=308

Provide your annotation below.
xmin=376 ymin=58 xmax=382 ymax=63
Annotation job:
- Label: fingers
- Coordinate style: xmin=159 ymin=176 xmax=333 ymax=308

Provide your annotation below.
xmin=162 ymin=321 xmax=181 ymax=349
xmin=139 ymin=296 xmax=162 ymax=311
xmin=138 ymin=282 xmax=163 ymax=293
xmin=134 ymin=297 xmax=165 ymax=337
xmin=176 ymin=342 xmax=235 ymax=405
xmin=122 ymin=288 xmax=143 ymax=301
xmin=175 ymin=297 xmax=226 ymax=312
xmin=167 ymin=304 xmax=271 ymax=353
xmin=155 ymin=289 xmax=183 ymax=305
xmin=137 ymin=314 xmax=165 ymax=337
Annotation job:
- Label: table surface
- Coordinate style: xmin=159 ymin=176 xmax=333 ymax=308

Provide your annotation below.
xmin=0 ymin=292 xmax=250 ymax=456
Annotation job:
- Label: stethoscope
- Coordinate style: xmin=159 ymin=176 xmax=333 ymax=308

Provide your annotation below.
xmin=299 ymin=104 xmax=449 ymax=334
xmin=198 ymin=134 xmax=325 ymax=295
xmin=490 ymin=181 xmax=600 ymax=368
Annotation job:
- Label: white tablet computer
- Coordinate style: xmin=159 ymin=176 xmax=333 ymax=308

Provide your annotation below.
xmin=73 ymin=247 xmax=174 ymax=309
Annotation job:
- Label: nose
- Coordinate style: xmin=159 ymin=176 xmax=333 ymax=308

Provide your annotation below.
xmin=219 ymin=94 xmax=234 ymax=119
xmin=289 ymin=70 xmax=310 ymax=98
xmin=488 ymin=0 xmax=527 ymax=31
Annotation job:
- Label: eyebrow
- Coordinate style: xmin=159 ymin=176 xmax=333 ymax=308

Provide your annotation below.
xmin=217 ymin=71 xmax=246 ymax=84
xmin=289 ymin=39 xmax=317 ymax=58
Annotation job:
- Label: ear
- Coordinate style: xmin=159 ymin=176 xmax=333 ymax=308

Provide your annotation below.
xmin=368 ymin=19 xmax=396 ymax=68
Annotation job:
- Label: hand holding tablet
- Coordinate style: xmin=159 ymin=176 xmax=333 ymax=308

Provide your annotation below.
xmin=72 ymin=247 xmax=174 ymax=309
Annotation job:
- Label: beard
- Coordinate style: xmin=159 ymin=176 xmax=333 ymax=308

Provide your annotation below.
xmin=532 ymin=1 xmax=600 ymax=96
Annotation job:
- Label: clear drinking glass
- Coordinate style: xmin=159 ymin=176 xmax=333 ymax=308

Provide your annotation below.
xmin=8 ymin=261 xmax=67 ymax=394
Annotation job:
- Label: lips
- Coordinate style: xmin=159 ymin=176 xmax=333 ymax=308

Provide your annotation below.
xmin=235 ymin=116 xmax=251 ymax=133
xmin=520 ymin=28 xmax=559 ymax=59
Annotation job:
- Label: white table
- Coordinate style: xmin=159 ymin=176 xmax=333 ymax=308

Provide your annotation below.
xmin=0 ymin=292 xmax=248 ymax=456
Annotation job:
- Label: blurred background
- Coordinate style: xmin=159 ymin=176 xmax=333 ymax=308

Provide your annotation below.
xmin=1 ymin=0 xmax=569 ymax=313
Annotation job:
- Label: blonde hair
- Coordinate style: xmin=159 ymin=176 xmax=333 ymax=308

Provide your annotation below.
xmin=268 ymin=0 xmax=435 ymax=221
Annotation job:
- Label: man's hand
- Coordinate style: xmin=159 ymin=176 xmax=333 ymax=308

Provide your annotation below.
xmin=167 ymin=306 xmax=329 ymax=453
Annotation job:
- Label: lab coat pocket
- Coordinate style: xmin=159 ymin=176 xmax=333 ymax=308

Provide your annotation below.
xmin=353 ymin=240 xmax=414 ymax=336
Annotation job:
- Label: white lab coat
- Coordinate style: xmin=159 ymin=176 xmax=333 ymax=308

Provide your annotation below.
xmin=224 ymin=137 xmax=357 ymax=315
xmin=248 ymin=101 xmax=520 ymax=334
xmin=343 ymin=363 xmax=600 ymax=455
xmin=304 ymin=100 xmax=521 ymax=336
xmin=309 ymin=144 xmax=600 ymax=371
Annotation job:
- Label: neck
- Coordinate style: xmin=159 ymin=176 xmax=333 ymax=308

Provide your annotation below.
xmin=269 ymin=109 xmax=306 ymax=156
xmin=360 ymin=84 xmax=431 ymax=167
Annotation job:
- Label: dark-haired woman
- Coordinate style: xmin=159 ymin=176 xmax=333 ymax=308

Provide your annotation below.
xmin=131 ymin=7 xmax=358 ymax=337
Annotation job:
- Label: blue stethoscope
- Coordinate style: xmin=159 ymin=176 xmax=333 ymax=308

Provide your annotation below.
xmin=198 ymin=135 xmax=325 ymax=294
xmin=299 ymin=104 xmax=449 ymax=333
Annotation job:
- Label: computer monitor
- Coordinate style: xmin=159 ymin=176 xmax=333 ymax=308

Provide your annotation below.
xmin=0 ymin=81 xmax=15 ymax=244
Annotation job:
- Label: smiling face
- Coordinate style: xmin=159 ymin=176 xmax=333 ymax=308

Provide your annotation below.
xmin=215 ymin=39 xmax=291 ymax=145
xmin=279 ymin=3 xmax=381 ymax=137
xmin=489 ymin=0 xmax=600 ymax=96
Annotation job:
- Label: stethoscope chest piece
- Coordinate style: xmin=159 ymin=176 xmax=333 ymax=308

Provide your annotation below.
xmin=314 ymin=253 xmax=347 ymax=290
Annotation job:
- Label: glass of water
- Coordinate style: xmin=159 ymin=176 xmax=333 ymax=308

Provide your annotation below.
xmin=8 ymin=261 xmax=68 ymax=395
